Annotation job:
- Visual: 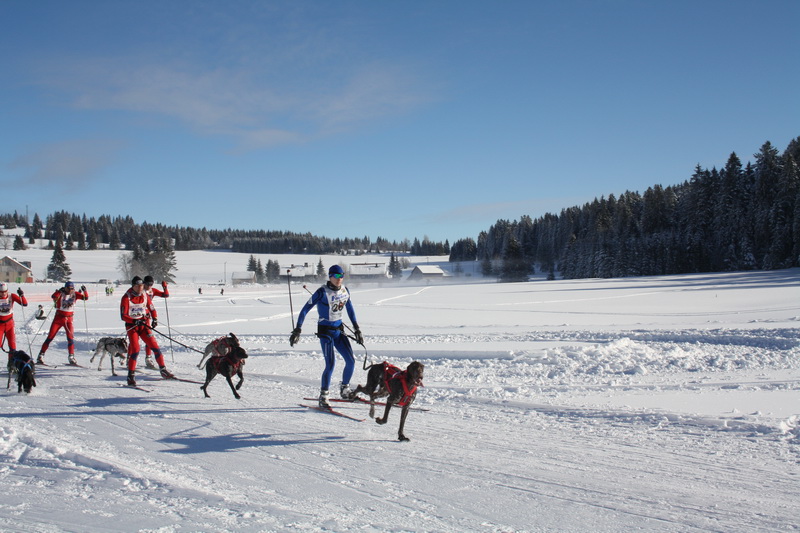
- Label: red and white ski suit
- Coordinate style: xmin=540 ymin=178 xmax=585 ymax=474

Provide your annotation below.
xmin=143 ymin=283 xmax=169 ymax=356
xmin=0 ymin=291 xmax=28 ymax=355
xmin=120 ymin=286 xmax=164 ymax=372
xmin=39 ymin=288 xmax=88 ymax=357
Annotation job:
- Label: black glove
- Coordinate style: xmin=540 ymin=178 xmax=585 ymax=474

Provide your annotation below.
xmin=151 ymin=319 xmax=158 ymax=328
xmin=80 ymin=285 xmax=87 ymax=293
xmin=354 ymin=327 xmax=364 ymax=345
xmin=17 ymin=288 xmax=23 ymax=297
xmin=134 ymin=319 xmax=146 ymax=327
xmin=289 ymin=327 xmax=301 ymax=346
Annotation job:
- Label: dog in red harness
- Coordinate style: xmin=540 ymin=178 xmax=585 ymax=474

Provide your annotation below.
xmin=197 ymin=333 xmax=240 ymax=369
xmin=349 ymin=360 xmax=424 ymax=441
xmin=199 ymin=345 xmax=248 ymax=399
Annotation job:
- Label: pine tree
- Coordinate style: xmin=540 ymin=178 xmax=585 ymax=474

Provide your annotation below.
xmin=500 ymin=236 xmax=529 ymax=282
xmin=481 ymin=257 xmax=494 ymax=277
xmin=47 ymin=244 xmax=72 ymax=282
xmin=256 ymin=259 xmax=265 ymax=283
xmin=388 ymin=252 xmax=402 ymax=278
xmin=266 ymin=259 xmax=281 ymax=283
xmin=13 ymin=235 xmax=26 ymax=250
xmin=316 ymin=258 xmax=325 ymax=280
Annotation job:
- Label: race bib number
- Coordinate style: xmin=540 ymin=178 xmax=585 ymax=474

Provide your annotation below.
xmin=59 ymin=295 xmax=76 ymax=311
xmin=327 ymin=290 xmax=349 ymax=321
xmin=129 ymin=300 xmax=147 ymax=319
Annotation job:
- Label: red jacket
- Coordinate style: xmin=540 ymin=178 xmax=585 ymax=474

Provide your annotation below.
xmin=51 ymin=288 xmax=88 ymax=318
xmin=0 ymin=293 xmax=27 ymax=322
xmin=120 ymin=287 xmax=156 ymax=325
xmin=148 ymin=283 xmax=169 ymax=298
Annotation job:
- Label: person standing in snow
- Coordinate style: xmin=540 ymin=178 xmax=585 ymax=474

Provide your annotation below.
xmin=37 ymin=281 xmax=88 ymax=365
xmin=142 ymin=275 xmax=169 ymax=369
xmin=0 ymin=282 xmax=28 ymax=360
xmin=120 ymin=276 xmax=173 ymax=386
xmin=289 ymin=264 xmax=364 ymax=408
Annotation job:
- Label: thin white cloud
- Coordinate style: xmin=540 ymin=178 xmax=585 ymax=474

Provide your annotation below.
xmin=36 ymin=54 xmax=435 ymax=150
xmin=6 ymin=139 xmax=124 ymax=190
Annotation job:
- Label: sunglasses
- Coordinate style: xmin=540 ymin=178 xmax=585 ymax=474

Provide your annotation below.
xmin=330 ymin=273 xmax=344 ymax=279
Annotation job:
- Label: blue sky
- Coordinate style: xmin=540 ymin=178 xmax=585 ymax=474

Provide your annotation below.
xmin=2 ymin=1 xmax=798 ymax=244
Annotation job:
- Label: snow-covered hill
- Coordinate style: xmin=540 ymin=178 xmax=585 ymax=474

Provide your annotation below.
xmin=1 ymin=248 xmax=799 ymax=531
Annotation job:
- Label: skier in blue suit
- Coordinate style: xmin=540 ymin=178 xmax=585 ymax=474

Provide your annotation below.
xmin=290 ymin=264 xmax=364 ymax=408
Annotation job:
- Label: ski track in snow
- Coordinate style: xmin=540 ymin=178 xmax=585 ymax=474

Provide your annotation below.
xmin=2 ymin=265 xmax=800 ymax=532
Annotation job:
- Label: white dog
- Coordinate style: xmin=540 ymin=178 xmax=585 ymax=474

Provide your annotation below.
xmin=90 ymin=337 xmax=128 ymax=375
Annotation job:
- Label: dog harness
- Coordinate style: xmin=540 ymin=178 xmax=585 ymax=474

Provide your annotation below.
xmin=211 ymin=352 xmax=244 ymax=374
xmin=208 ymin=335 xmax=237 ymax=358
xmin=382 ymin=362 xmax=419 ymax=407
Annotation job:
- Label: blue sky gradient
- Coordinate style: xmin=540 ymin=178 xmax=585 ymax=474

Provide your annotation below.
xmin=2 ymin=1 xmax=798 ymax=243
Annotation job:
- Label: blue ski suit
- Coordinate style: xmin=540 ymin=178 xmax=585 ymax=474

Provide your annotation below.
xmin=296 ymin=281 xmax=359 ymax=390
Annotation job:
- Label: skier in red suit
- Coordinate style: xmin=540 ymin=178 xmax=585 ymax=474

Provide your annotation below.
xmin=37 ymin=281 xmax=88 ymax=365
xmin=142 ymin=275 xmax=170 ymax=369
xmin=0 ymin=282 xmax=28 ymax=359
xmin=120 ymin=276 xmax=173 ymax=386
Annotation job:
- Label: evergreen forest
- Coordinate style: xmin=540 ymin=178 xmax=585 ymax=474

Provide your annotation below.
xmin=450 ymin=138 xmax=800 ymax=279
xmin=3 ymin=137 xmax=798 ymax=281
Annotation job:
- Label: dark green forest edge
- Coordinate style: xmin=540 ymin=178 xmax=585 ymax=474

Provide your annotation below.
xmin=451 ymin=138 xmax=800 ymax=280
xmin=4 ymin=137 xmax=799 ymax=281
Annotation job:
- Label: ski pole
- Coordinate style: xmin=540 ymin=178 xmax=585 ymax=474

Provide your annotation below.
xmin=287 ymin=270 xmax=295 ymax=329
xmin=82 ymin=286 xmax=90 ymax=352
xmin=30 ymin=304 xmax=55 ymax=354
xmin=17 ymin=295 xmax=33 ymax=356
xmin=164 ymin=296 xmax=175 ymax=363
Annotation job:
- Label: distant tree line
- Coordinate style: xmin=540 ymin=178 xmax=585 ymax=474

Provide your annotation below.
xmin=449 ymin=138 xmax=800 ymax=280
xmin=0 ymin=212 xmax=450 ymax=256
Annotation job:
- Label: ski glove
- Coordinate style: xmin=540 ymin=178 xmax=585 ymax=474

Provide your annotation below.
xmin=80 ymin=285 xmax=87 ymax=293
xmin=17 ymin=288 xmax=24 ymax=296
xmin=151 ymin=319 xmax=158 ymax=328
xmin=289 ymin=327 xmax=301 ymax=346
xmin=162 ymin=281 xmax=168 ymax=289
xmin=134 ymin=319 xmax=146 ymax=327
xmin=353 ymin=327 xmax=364 ymax=345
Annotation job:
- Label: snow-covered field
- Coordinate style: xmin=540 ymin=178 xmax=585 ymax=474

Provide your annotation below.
xmin=1 ymin=248 xmax=799 ymax=532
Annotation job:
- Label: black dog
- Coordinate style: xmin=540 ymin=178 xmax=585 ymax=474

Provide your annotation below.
xmin=7 ymin=350 xmax=36 ymax=394
xmin=200 ymin=346 xmax=248 ymax=399
xmin=350 ymin=361 xmax=424 ymax=441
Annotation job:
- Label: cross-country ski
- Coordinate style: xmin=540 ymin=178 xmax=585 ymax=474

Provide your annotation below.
xmin=300 ymin=404 xmax=365 ymax=422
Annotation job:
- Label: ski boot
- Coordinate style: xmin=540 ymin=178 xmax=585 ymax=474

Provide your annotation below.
xmin=318 ymin=389 xmax=331 ymax=409
xmin=127 ymin=372 xmax=137 ymax=386
xmin=68 ymin=354 xmax=77 ymax=365
xmin=159 ymin=367 xmax=174 ymax=379
xmin=145 ymin=355 xmax=157 ymax=370
xmin=340 ymin=382 xmax=353 ymax=400
xmin=36 ymin=353 xmax=45 ymax=365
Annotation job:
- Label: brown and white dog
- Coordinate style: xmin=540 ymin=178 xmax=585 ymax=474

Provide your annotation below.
xmin=199 ymin=345 xmax=248 ymax=399
xmin=350 ymin=361 xmax=424 ymax=441
xmin=89 ymin=337 xmax=128 ymax=376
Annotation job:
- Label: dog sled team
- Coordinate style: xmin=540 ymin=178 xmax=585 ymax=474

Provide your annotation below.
xmin=3 ymin=265 xmax=425 ymax=441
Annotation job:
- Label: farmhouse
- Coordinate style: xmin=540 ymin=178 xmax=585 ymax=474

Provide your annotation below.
xmin=282 ymin=263 xmax=318 ymax=282
xmin=231 ymin=271 xmax=256 ymax=286
xmin=0 ymin=256 xmax=34 ymax=283
xmin=348 ymin=262 xmax=388 ymax=280
xmin=407 ymin=265 xmax=447 ymax=281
